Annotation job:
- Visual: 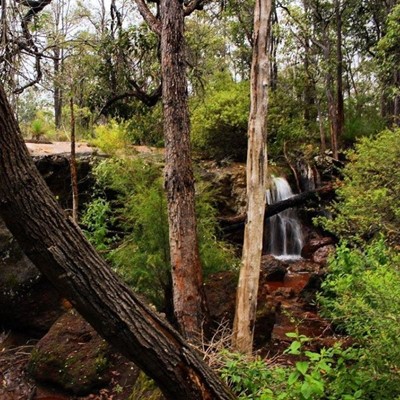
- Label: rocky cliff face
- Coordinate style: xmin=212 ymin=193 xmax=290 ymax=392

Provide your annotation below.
xmin=0 ymin=143 xmax=100 ymax=336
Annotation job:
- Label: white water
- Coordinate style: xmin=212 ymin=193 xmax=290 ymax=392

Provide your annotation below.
xmin=265 ymin=177 xmax=304 ymax=260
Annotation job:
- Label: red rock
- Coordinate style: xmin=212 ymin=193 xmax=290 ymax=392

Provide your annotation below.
xmin=301 ymin=237 xmax=335 ymax=259
xmin=312 ymin=245 xmax=335 ymax=265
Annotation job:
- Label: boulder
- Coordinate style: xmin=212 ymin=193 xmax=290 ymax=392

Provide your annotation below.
xmin=260 ymin=255 xmax=288 ymax=281
xmin=204 ymin=271 xmax=237 ymax=326
xmin=204 ymin=270 xmax=277 ymax=347
xmin=301 ymin=237 xmax=335 ymax=259
xmin=0 ymin=219 xmax=64 ymax=336
xmin=312 ymin=245 xmax=335 ymax=265
xmin=28 ymin=311 xmax=139 ymax=395
xmin=299 ymin=272 xmax=327 ymax=305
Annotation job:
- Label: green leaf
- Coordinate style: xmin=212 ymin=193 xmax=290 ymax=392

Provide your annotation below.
xmin=296 ymin=361 xmax=309 ymax=375
xmin=305 ymin=351 xmax=320 ymax=361
xmin=286 ymin=340 xmax=301 ymax=355
xmin=300 ymin=381 xmax=314 ymax=399
xmin=288 ymin=371 xmax=300 ymax=385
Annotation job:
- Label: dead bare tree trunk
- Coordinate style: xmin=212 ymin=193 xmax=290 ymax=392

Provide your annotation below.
xmin=0 ymin=83 xmax=234 ymax=400
xmin=232 ymin=0 xmax=272 ymax=354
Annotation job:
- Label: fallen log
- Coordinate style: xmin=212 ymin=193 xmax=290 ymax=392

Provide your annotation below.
xmin=220 ymin=184 xmax=337 ymax=233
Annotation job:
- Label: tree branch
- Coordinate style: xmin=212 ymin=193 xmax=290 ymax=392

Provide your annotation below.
xmin=183 ymin=0 xmax=207 ymax=16
xmin=134 ymin=0 xmax=161 ymax=35
xmin=97 ymin=84 xmax=162 ymax=117
xmin=16 ymin=0 xmax=53 ymax=22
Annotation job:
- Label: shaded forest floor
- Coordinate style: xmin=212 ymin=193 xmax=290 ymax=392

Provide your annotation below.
xmin=0 ymin=257 xmax=348 ymax=399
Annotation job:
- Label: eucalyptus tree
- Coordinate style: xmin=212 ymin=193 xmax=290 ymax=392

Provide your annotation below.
xmin=232 ymin=0 xmax=272 ymax=354
xmin=0 ymin=81 xmax=235 ymax=400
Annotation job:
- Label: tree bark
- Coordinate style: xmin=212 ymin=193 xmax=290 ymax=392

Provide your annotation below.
xmin=0 ymin=84 xmax=234 ymax=400
xmin=54 ymin=46 xmax=63 ymax=130
xmin=232 ymin=0 xmax=272 ymax=354
xmin=335 ymin=0 xmax=344 ymax=152
xmin=160 ymin=0 xmax=208 ymax=341
xmin=70 ymin=96 xmax=78 ymax=223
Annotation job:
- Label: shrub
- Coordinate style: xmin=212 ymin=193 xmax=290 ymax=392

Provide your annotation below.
xmin=316 ymin=128 xmax=400 ymax=246
xmin=219 ymin=333 xmax=363 ymax=400
xmin=191 ymin=72 xmax=250 ymax=161
xmin=319 ymin=240 xmax=400 ymax=398
xmin=83 ymin=156 xmax=238 ymax=309
xmin=91 ymin=120 xmax=130 ymax=155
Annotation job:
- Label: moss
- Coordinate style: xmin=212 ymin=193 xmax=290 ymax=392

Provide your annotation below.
xmin=128 ymin=371 xmax=163 ymax=400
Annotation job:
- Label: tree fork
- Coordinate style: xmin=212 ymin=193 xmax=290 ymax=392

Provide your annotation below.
xmin=0 ymin=84 xmax=234 ymax=400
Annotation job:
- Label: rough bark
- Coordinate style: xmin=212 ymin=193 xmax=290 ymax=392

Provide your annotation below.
xmin=0 ymin=84 xmax=234 ymax=400
xmin=160 ymin=0 xmax=208 ymax=341
xmin=232 ymin=0 xmax=272 ymax=354
xmin=325 ymin=49 xmax=338 ymax=160
xmin=53 ymin=46 xmax=62 ymax=130
xmin=70 ymin=97 xmax=78 ymax=223
xmin=335 ymin=0 xmax=344 ymax=151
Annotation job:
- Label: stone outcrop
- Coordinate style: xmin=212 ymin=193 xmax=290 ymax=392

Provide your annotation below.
xmin=260 ymin=255 xmax=288 ymax=281
xmin=0 ymin=143 xmax=100 ymax=335
xmin=301 ymin=236 xmax=335 ymax=259
xmin=0 ymin=219 xmax=64 ymax=335
xmin=28 ymin=311 xmax=139 ymax=396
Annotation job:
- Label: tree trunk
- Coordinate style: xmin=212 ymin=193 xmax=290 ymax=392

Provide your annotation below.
xmin=326 ymin=67 xmax=338 ymax=159
xmin=335 ymin=0 xmax=344 ymax=152
xmin=232 ymin=0 xmax=272 ymax=354
xmin=393 ymin=69 xmax=400 ymax=126
xmin=160 ymin=0 xmax=208 ymax=341
xmin=0 ymin=83 xmax=234 ymax=400
xmin=70 ymin=96 xmax=78 ymax=223
xmin=317 ymin=100 xmax=327 ymax=153
xmin=54 ymin=46 xmax=63 ymax=130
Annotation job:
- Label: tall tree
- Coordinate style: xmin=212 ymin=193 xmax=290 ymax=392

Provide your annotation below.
xmin=133 ymin=0 xmax=209 ymax=340
xmin=232 ymin=0 xmax=272 ymax=354
xmin=0 ymin=82 xmax=234 ymax=400
xmin=160 ymin=0 xmax=208 ymax=339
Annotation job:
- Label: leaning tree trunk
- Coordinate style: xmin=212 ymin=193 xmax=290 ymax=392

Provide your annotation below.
xmin=160 ymin=0 xmax=208 ymax=341
xmin=0 ymin=84 xmax=234 ymax=400
xmin=232 ymin=0 xmax=272 ymax=354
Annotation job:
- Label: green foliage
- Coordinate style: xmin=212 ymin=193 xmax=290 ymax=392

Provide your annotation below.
xmin=91 ymin=23 xmax=160 ymax=120
xmin=219 ymin=334 xmax=363 ymax=400
xmin=268 ymin=69 xmax=317 ymax=156
xmin=125 ymin=102 xmax=163 ymax=147
xmin=191 ymin=72 xmax=250 ymax=161
xmin=91 ymin=120 xmax=130 ymax=155
xmin=128 ymin=371 xmax=163 ymax=400
xmin=61 ymin=103 xmax=94 ymax=140
xmin=319 ymin=240 xmax=400 ymax=398
xmin=376 ymin=4 xmax=400 ymax=110
xmin=343 ymin=95 xmax=386 ymax=145
xmin=316 ymin=128 xmax=400 ymax=245
xmin=185 ymin=14 xmax=229 ymax=95
xmin=28 ymin=110 xmax=55 ymax=140
xmin=83 ymin=156 xmax=237 ymax=308
xmin=81 ymin=198 xmax=113 ymax=251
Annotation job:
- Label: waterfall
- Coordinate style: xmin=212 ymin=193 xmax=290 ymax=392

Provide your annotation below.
xmin=265 ymin=177 xmax=304 ymax=260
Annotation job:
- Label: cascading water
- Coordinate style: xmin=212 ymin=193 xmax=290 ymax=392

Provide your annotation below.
xmin=265 ymin=176 xmax=304 ymax=260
